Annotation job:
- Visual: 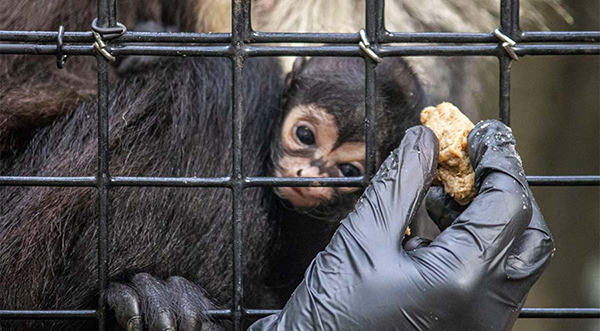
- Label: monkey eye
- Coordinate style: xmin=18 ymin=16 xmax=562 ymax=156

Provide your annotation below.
xmin=338 ymin=163 xmax=361 ymax=177
xmin=296 ymin=125 xmax=315 ymax=145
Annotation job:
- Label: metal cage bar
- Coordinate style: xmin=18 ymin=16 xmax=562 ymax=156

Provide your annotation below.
xmin=0 ymin=0 xmax=598 ymax=328
xmin=95 ymin=0 xmax=114 ymax=330
xmin=231 ymin=0 xmax=249 ymax=329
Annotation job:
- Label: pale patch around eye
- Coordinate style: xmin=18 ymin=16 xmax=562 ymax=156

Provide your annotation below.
xmin=337 ymin=162 xmax=364 ymax=177
xmin=280 ymin=104 xmax=338 ymax=153
xmin=292 ymin=120 xmax=317 ymax=147
xmin=329 ymin=142 xmax=366 ymax=177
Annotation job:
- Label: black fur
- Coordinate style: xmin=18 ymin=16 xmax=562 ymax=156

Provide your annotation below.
xmin=0 ymin=0 xmax=196 ymax=154
xmin=0 ymin=56 xmax=282 ymax=330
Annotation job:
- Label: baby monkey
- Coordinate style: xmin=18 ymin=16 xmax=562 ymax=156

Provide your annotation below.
xmin=271 ymin=56 xmax=426 ymax=218
xmin=262 ymin=56 xmax=428 ymax=310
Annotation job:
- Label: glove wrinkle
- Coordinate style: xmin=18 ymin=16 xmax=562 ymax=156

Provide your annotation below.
xmin=505 ymin=196 xmax=554 ymax=280
xmin=505 ymin=227 xmax=553 ymax=280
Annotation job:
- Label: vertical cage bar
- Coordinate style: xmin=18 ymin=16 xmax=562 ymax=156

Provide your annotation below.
xmin=498 ymin=0 xmax=517 ymax=126
xmin=242 ymin=0 xmax=252 ymax=40
xmin=498 ymin=56 xmax=512 ymax=126
xmin=96 ymin=0 xmax=110 ymax=28
xmin=231 ymin=0 xmax=248 ymax=329
xmin=509 ymin=0 xmax=521 ymax=37
xmin=363 ymin=0 xmax=383 ymax=180
xmin=95 ymin=1 xmax=116 ymax=330
xmin=376 ymin=0 xmax=386 ymax=38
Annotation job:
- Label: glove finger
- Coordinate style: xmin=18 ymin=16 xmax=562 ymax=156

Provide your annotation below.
xmin=425 ymin=186 xmax=467 ymax=231
xmin=424 ymin=120 xmax=532 ymax=266
xmin=404 ymin=236 xmax=432 ymax=251
xmin=341 ymin=125 xmax=438 ymax=248
xmin=505 ymin=191 xmax=554 ymax=280
xmin=468 ymin=120 xmax=527 ymax=190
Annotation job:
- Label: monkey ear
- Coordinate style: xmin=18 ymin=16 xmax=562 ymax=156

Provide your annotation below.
xmin=284 ymin=57 xmax=308 ymax=89
xmin=282 ymin=57 xmax=308 ymax=107
xmin=377 ymin=57 xmax=427 ymax=109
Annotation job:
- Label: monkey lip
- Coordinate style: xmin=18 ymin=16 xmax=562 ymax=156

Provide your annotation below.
xmin=278 ymin=186 xmax=329 ymax=208
xmin=290 ymin=187 xmax=305 ymax=197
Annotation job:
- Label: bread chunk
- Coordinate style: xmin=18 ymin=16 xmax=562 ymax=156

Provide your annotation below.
xmin=420 ymin=102 xmax=476 ymax=205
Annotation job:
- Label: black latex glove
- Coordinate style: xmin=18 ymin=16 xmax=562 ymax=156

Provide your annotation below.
xmin=249 ymin=121 xmax=554 ymax=331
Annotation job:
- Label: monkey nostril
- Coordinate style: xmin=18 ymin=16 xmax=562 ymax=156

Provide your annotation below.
xmin=297 ymin=169 xmax=303 ymax=176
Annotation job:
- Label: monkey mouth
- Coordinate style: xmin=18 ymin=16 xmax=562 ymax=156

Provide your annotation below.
xmin=289 ymin=187 xmax=305 ymax=197
xmin=276 ymin=186 xmax=330 ymax=208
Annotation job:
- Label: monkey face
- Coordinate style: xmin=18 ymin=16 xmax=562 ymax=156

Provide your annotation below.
xmin=273 ymin=104 xmax=365 ymax=208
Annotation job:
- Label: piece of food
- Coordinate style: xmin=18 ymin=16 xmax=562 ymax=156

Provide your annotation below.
xmin=420 ymin=102 xmax=476 ymax=205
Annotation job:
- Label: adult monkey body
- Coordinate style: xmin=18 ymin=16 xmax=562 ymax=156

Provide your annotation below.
xmin=0 ymin=56 xmax=284 ymax=330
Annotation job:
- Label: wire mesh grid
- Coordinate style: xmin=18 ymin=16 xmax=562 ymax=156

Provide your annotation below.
xmin=0 ymin=0 xmax=599 ymax=330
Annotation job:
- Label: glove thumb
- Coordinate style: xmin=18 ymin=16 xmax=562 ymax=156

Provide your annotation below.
xmin=342 ymin=126 xmax=438 ymax=248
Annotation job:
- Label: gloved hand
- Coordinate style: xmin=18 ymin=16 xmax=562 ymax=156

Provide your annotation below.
xmin=249 ymin=121 xmax=554 ymax=331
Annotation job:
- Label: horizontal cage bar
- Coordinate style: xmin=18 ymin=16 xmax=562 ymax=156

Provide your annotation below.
xmin=0 ymin=175 xmax=600 ymax=187
xmin=0 ymin=176 xmax=597 ymax=187
xmin=2 ymin=308 xmax=598 ymax=320
xmin=519 ymin=308 xmax=600 ymax=318
xmin=1 ymin=30 xmax=599 ymax=44
xmin=1 ymin=44 xmax=598 ymax=57
xmin=0 ymin=310 xmax=97 ymax=320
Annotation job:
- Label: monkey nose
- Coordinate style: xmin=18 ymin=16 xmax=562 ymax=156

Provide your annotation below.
xmin=296 ymin=167 xmax=326 ymax=178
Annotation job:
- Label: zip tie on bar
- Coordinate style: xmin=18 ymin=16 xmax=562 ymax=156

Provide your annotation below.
xmin=494 ymin=29 xmax=519 ymax=61
xmin=91 ymin=19 xmax=127 ymax=62
xmin=359 ymin=29 xmax=382 ymax=63
xmin=91 ymin=18 xmax=127 ymax=40
xmin=92 ymin=31 xmax=116 ymax=62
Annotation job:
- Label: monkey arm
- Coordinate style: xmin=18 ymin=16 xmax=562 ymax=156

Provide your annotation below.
xmin=0 ymin=84 xmax=94 ymax=153
xmin=248 ymin=123 xmax=554 ymax=331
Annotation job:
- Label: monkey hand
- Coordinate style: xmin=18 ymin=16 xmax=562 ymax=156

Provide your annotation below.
xmin=248 ymin=122 xmax=554 ymax=331
xmin=107 ymin=273 xmax=224 ymax=331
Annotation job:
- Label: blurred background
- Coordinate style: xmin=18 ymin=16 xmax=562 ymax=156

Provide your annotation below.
xmin=376 ymin=0 xmax=599 ymax=329
xmin=508 ymin=1 xmax=599 ymax=330
xmin=468 ymin=1 xmax=599 ymax=330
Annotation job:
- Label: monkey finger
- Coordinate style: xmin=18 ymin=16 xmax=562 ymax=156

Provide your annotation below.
xmin=130 ymin=273 xmax=177 ymax=331
xmin=106 ymin=282 xmax=142 ymax=331
xmin=166 ymin=276 xmax=213 ymax=331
